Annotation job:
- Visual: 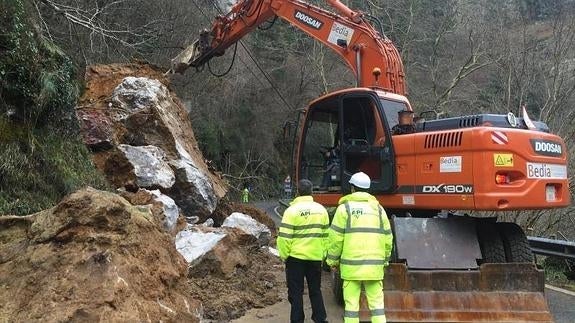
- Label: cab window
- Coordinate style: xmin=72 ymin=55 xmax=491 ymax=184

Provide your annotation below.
xmin=300 ymin=107 xmax=338 ymax=189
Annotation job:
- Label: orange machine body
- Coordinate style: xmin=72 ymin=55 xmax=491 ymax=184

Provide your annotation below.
xmin=293 ymin=88 xmax=570 ymax=211
xmin=172 ymin=0 xmax=404 ymax=92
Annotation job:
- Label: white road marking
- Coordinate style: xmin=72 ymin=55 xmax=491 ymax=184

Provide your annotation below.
xmin=546 ymin=284 xmax=575 ymax=297
xmin=273 ymin=206 xmax=282 ymax=218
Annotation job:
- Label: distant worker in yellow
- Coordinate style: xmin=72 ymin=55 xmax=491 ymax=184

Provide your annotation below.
xmin=242 ymin=186 xmax=249 ymax=203
xmin=326 ymin=172 xmax=394 ymax=323
xmin=277 ymin=179 xmax=329 ymax=323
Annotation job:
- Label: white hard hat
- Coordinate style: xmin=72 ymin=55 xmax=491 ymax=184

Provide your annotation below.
xmin=349 ymin=172 xmax=370 ymax=189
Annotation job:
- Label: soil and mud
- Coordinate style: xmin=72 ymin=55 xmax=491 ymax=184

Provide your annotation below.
xmin=0 ymin=188 xmax=285 ymax=322
xmin=0 ymin=188 xmax=201 ymax=322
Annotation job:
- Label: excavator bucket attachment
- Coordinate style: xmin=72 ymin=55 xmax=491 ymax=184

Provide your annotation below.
xmin=170 ymin=30 xmax=212 ymax=74
xmin=364 ymin=263 xmax=553 ymax=322
xmin=351 ymin=218 xmax=553 ymax=322
xmin=170 ymin=41 xmax=200 ymax=74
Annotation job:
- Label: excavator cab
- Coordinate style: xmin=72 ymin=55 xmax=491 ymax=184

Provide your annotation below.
xmin=298 ymin=89 xmax=403 ymax=195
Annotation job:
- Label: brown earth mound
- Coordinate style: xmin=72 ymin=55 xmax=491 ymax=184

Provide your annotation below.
xmin=0 ymin=188 xmax=201 ymax=322
xmin=189 ymin=246 xmax=283 ymax=321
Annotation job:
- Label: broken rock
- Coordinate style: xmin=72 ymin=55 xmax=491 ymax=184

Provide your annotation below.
xmin=176 ymin=227 xmax=249 ymax=278
xmin=77 ymin=63 xmax=227 ymax=223
xmin=149 ymin=189 xmax=180 ymax=232
xmin=211 ymin=199 xmax=276 ymax=234
xmin=76 ymin=109 xmax=115 ymax=151
xmin=187 ymin=241 xmax=283 ymax=321
xmin=265 ymin=246 xmax=280 ymax=258
xmin=116 ymin=188 xmax=180 ymax=233
xmin=175 ymin=228 xmax=226 ymax=264
xmin=222 ymin=212 xmax=271 ymax=246
xmin=118 ymin=144 xmax=175 ymax=189
xmin=201 ymin=218 xmax=214 ymax=227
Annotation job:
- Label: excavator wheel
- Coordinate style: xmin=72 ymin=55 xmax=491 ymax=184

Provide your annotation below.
xmin=476 ymin=222 xmax=506 ymax=263
xmin=331 ymin=269 xmax=344 ymax=305
xmin=498 ymin=222 xmax=535 ymax=263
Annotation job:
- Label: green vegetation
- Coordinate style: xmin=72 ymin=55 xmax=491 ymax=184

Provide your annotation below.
xmin=541 ymin=257 xmax=575 ymax=292
xmin=0 ymin=0 xmax=108 ymax=215
xmin=0 ymin=131 xmax=109 ymax=215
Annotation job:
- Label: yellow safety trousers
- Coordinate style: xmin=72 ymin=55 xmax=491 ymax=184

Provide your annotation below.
xmin=343 ymin=280 xmax=386 ymax=323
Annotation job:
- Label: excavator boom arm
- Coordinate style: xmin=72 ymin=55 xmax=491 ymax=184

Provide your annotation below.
xmin=171 ymin=0 xmax=405 ymax=94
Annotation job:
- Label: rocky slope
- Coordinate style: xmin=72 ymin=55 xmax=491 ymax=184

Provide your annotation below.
xmin=76 ymin=63 xmax=226 ymax=222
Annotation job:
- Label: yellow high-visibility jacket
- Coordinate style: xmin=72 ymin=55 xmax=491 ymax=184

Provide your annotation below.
xmin=277 ymin=196 xmax=329 ymax=261
xmin=326 ymin=192 xmax=393 ymax=280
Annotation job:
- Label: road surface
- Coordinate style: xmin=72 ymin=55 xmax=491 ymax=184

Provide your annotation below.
xmin=546 ymin=285 xmax=575 ymax=323
xmin=247 ymin=201 xmax=575 ymax=323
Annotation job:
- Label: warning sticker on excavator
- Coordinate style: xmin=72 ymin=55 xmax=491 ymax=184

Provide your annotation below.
xmin=328 ymin=22 xmax=354 ymax=46
xmin=493 ymin=153 xmax=513 ymax=167
xmin=402 ymin=195 xmax=415 ymax=205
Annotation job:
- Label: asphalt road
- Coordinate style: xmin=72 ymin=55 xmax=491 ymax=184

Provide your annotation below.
xmin=546 ymin=286 xmax=575 ymax=323
xmin=253 ymin=201 xmax=283 ymax=226
xmin=251 ymin=201 xmax=575 ymax=323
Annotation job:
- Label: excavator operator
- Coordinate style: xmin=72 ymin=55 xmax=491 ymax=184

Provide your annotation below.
xmin=321 ymin=143 xmax=340 ymax=189
xmin=391 ymin=110 xmax=416 ymax=135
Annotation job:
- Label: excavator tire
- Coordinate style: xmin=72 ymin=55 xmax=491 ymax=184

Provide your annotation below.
xmin=331 ymin=270 xmax=344 ymax=305
xmin=476 ymin=222 xmax=506 ymax=263
xmin=498 ymin=222 xmax=534 ymax=263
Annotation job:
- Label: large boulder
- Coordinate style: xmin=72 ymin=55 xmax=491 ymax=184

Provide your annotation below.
xmin=175 ymin=227 xmax=249 ymax=278
xmin=117 ymin=144 xmax=175 ymax=189
xmin=77 ymin=63 xmax=227 ymax=222
xmin=169 ymin=156 xmax=217 ymax=221
xmin=222 ymin=212 xmax=272 ymax=246
xmin=0 ymin=188 xmax=201 ymax=322
xmin=117 ymin=188 xmax=182 ymax=233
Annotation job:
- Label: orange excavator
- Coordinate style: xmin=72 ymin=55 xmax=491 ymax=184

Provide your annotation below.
xmin=171 ymin=0 xmax=570 ymax=321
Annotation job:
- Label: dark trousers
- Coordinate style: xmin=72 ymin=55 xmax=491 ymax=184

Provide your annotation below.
xmin=285 ymin=257 xmax=327 ymax=323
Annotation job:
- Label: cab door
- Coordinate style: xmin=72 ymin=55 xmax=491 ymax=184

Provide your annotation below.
xmin=339 ymin=93 xmax=396 ymax=193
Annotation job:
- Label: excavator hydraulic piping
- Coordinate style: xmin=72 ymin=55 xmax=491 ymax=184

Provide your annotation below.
xmin=326 ymin=0 xmax=362 ymax=22
xmin=355 ymin=47 xmax=361 ymax=87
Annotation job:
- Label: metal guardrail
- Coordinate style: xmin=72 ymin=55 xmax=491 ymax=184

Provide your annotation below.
xmin=527 ymin=236 xmax=575 ymax=261
xmin=278 ymin=199 xmax=290 ymax=208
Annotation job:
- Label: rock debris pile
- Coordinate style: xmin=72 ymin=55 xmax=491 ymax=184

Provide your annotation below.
xmin=0 ymin=63 xmax=283 ymax=322
xmin=0 ymin=188 xmax=202 ymax=322
xmin=76 ymin=63 xmax=226 ymax=223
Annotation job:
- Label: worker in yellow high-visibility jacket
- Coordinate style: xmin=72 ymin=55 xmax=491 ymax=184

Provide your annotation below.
xmin=326 ymin=172 xmax=394 ymax=323
xmin=277 ymin=179 xmax=329 ymax=323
